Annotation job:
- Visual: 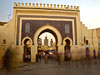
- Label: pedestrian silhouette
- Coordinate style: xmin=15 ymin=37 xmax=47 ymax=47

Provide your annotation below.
xmin=93 ymin=49 xmax=96 ymax=59
xmin=2 ymin=47 xmax=13 ymax=71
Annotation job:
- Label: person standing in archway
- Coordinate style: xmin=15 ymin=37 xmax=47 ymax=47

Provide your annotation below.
xmin=27 ymin=47 xmax=31 ymax=62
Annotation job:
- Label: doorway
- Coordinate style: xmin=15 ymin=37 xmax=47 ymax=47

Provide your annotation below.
xmin=23 ymin=39 xmax=31 ymax=62
xmin=64 ymin=39 xmax=71 ymax=61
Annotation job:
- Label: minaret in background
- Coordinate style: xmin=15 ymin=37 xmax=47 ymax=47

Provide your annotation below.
xmin=44 ymin=36 xmax=48 ymax=46
xmin=50 ymin=39 xmax=53 ymax=47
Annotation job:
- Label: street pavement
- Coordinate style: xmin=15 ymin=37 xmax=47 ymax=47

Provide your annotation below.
xmin=0 ymin=59 xmax=100 ymax=75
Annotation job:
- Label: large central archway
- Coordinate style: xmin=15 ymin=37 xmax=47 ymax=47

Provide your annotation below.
xmin=37 ymin=29 xmax=57 ymax=62
xmin=33 ymin=25 xmax=62 ymax=59
xmin=38 ymin=29 xmax=58 ymax=45
xmin=34 ymin=25 xmax=62 ymax=46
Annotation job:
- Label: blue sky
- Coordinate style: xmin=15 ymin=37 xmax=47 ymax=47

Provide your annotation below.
xmin=0 ymin=0 xmax=100 ymax=29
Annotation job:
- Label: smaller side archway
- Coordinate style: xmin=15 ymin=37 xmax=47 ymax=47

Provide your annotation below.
xmin=63 ymin=37 xmax=72 ymax=61
xmin=63 ymin=37 xmax=72 ymax=46
xmin=22 ymin=36 xmax=32 ymax=62
xmin=22 ymin=36 xmax=33 ymax=46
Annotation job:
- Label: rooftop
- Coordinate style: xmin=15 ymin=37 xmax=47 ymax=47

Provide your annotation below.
xmin=14 ymin=2 xmax=79 ymax=12
xmin=0 ymin=22 xmax=7 ymax=26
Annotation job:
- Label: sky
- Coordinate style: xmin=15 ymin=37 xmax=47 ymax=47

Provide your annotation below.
xmin=0 ymin=0 xmax=100 ymax=29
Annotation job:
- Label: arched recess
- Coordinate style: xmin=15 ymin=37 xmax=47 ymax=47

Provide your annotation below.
xmin=38 ymin=29 xmax=57 ymax=45
xmin=63 ymin=37 xmax=72 ymax=61
xmin=22 ymin=36 xmax=32 ymax=62
xmin=33 ymin=25 xmax=62 ymax=52
xmin=63 ymin=37 xmax=72 ymax=46
xmin=22 ymin=36 xmax=33 ymax=46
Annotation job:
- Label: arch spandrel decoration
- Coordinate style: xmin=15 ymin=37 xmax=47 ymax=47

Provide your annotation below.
xmin=63 ymin=37 xmax=72 ymax=46
xmin=33 ymin=25 xmax=62 ymax=46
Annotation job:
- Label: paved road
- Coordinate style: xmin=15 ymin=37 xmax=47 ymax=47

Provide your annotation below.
xmin=0 ymin=59 xmax=100 ymax=75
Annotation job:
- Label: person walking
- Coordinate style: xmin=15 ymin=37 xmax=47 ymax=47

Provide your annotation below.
xmin=86 ymin=48 xmax=90 ymax=59
xmin=93 ymin=49 xmax=96 ymax=59
xmin=44 ymin=54 xmax=48 ymax=64
xmin=98 ymin=48 xmax=100 ymax=58
xmin=2 ymin=47 xmax=13 ymax=71
xmin=39 ymin=52 xmax=42 ymax=62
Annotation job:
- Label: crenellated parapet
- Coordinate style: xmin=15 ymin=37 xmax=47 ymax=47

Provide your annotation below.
xmin=80 ymin=21 xmax=88 ymax=29
xmin=14 ymin=2 xmax=79 ymax=11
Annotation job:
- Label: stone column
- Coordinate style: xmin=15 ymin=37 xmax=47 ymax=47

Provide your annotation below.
xmin=58 ymin=45 xmax=64 ymax=61
xmin=17 ymin=45 xmax=23 ymax=62
xmin=31 ymin=45 xmax=37 ymax=62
